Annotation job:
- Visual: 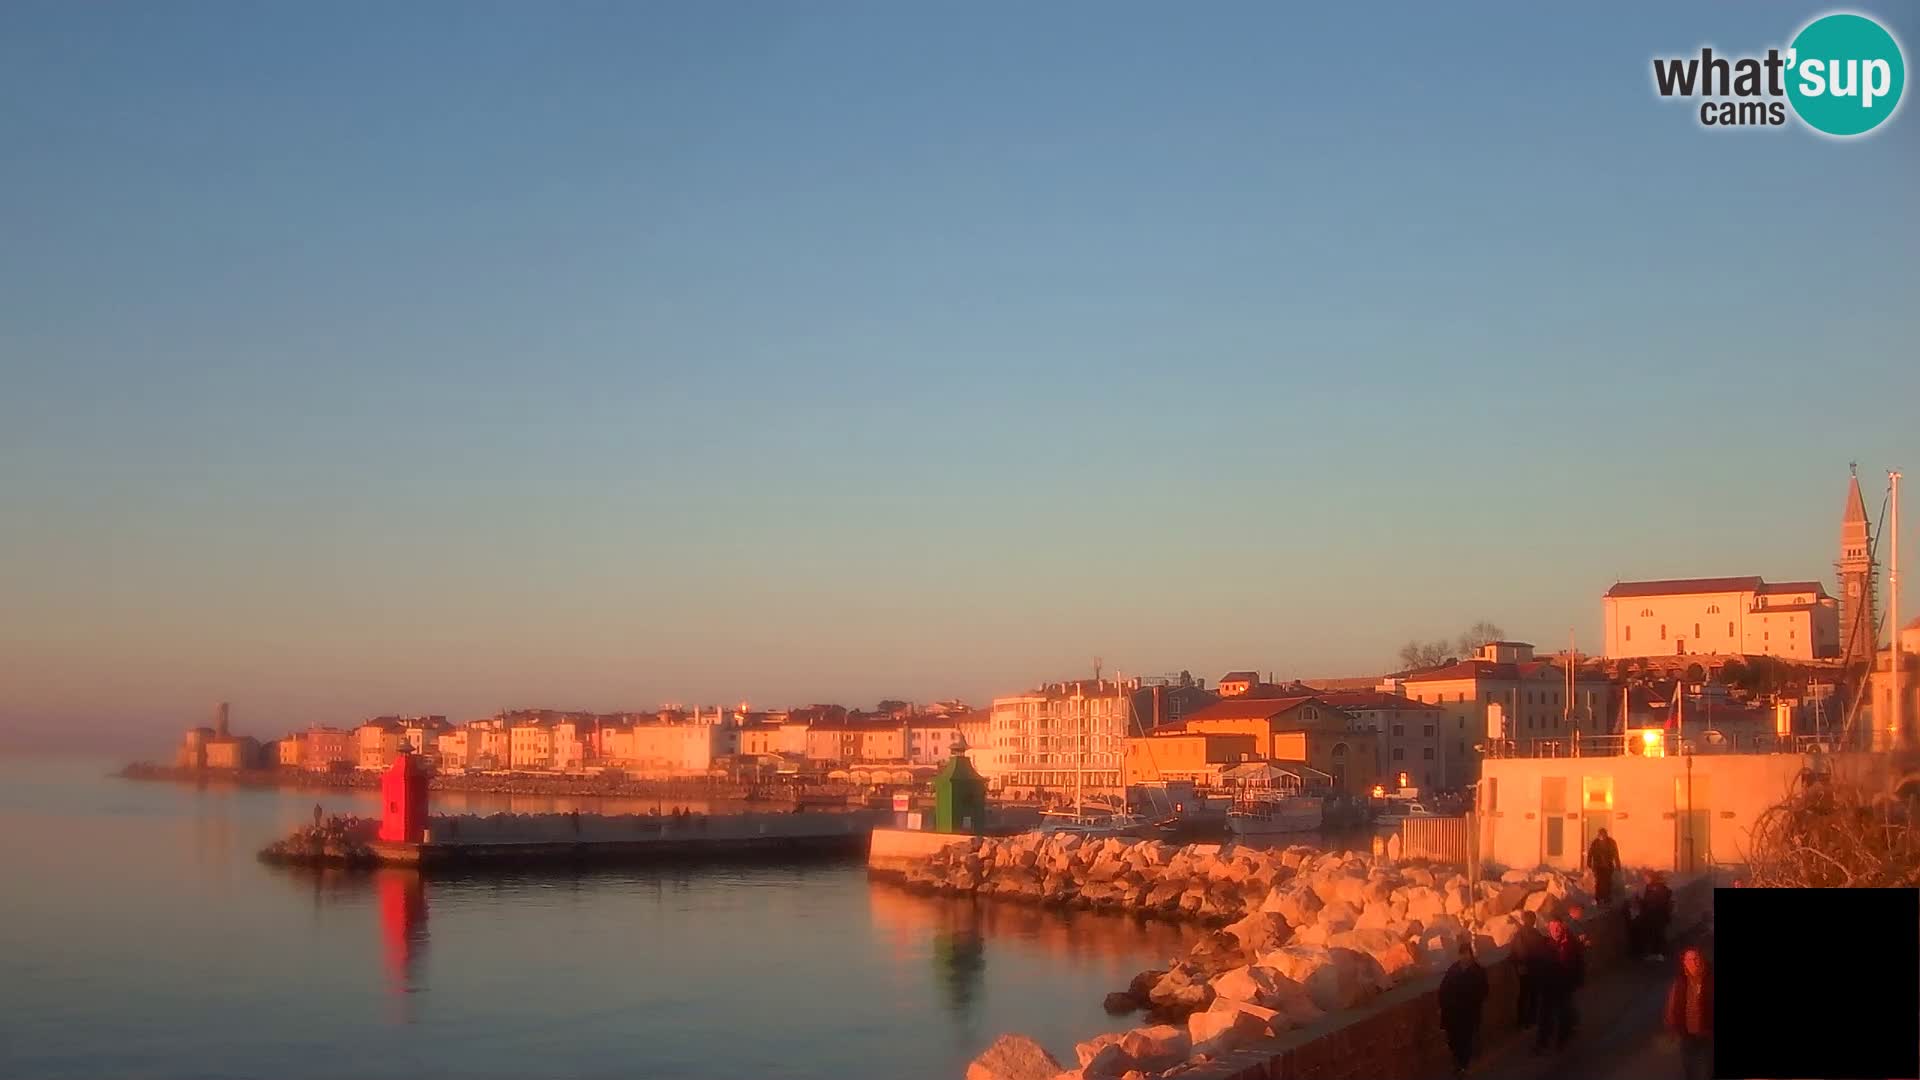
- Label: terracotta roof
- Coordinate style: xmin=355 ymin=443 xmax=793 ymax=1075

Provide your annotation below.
xmin=1218 ymin=671 xmax=1261 ymax=683
xmin=1175 ymin=695 xmax=1332 ymax=727
xmin=1312 ymin=691 xmax=1444 ymax=712
xmin=1606 ymin=577 xmax=1762 ymax=598
xmin=1759 ymin=581 xmax=1828 ymax=596
xmin=1403 ymin=659 xmax=1606 ymax=685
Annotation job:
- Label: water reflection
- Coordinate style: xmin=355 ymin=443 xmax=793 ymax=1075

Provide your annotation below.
xmin=867 ymin=883 xmax=1197 ymax=1057
xmin=376 ymin=870 xmax=428 ymax=1015
xmin=931 ymin=916 xmax=986 ymax=1018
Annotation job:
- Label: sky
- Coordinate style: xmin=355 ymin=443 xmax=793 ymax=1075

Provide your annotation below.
xmin=2 ymin=2 xmax=1915 ymax=750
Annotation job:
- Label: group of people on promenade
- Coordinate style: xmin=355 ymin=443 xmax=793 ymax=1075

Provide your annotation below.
xmin=1433 ymin=828 xmax=1711 ymax=1080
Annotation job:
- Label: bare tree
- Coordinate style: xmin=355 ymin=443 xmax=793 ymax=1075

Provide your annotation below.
xmin=1745 ymin=771 xmax=1920 ymax=888
xmin=1455 ymin=620 xmax=1506 ymax=658
xmin=1397 ymin=639 xmax=1453 ymax=671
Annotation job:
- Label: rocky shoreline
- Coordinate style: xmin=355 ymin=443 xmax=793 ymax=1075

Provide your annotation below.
xmin=258 ymin=814 xmax=380 ymax=865
xmin=883 ymin=832 xmax=1610 ymax=1080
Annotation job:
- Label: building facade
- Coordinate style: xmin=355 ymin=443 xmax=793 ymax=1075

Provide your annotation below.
xmin=989 ymin=678 xmax=1142 ymax=795
xmin=1311 ymin=691 xmax=1448 ymax=793
xmin=1174 ymin=695 xmax=1380 ymax=797
xmin=1401 ymin=642 xmax=1616 ymax=788
xmin=357 ymin=719 xmax=409 ymax=770
xmin=1603 ymin=577 xmax=1839 ymax=661
xmin=1120 ymin=732 xmax=1260 ymax=788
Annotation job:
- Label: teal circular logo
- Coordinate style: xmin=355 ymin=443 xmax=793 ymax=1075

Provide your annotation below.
xmin=1786 ymin=13 xmax=1905 ymax=136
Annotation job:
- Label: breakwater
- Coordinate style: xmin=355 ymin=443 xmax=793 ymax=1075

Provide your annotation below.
xmin=872 ymin=830 xmax=1708 ymax=1079
xmin=262 ymin=809 xmax=891 ymax=870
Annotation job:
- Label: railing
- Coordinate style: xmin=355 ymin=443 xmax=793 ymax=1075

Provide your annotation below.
xmin=1497 ymin=731 xmax=1848 ymax=759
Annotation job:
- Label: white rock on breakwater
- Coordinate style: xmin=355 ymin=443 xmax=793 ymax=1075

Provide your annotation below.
xmin=944 ymin=835 xmax=1615 ymax=1080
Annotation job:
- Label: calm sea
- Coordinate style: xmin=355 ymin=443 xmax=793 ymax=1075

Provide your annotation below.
xmin=0 ymin=756 xmax=1197 ymax=1080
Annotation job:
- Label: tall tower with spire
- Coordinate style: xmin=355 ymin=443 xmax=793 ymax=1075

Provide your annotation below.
xmin=1838 ymin=465 xmax=1878 ymax=664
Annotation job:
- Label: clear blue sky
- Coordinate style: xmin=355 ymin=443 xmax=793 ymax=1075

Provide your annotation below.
xmin=2 ymin=2 xmax=1914 ymax=748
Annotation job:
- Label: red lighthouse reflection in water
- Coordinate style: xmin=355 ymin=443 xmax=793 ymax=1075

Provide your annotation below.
xmin=376 ymin=869 xmax=428 ymax=1015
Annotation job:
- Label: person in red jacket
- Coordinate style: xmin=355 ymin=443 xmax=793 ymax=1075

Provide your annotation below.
xmin=1664 ymin=946 xmax=1713 ymax=1080
xmin=1532 ymin=917 xmax=1586 ymax=1054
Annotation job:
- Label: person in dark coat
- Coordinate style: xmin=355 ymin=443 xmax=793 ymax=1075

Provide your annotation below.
xmin=1664 ymin=946 xmax=1713 ymax=1080
xmin=1640 ymin=871 xmax=1674 ymax=962
xmin=1587 ymin=828 xmax=1622 ymax=904
xmin=1438 ymin=941 xmax=1489 ymax=1078
xmin=1533 ymin=917 xmax=1586 ymax=1054
xmin=1512 ymin=909 xmax=1546 ymax=1030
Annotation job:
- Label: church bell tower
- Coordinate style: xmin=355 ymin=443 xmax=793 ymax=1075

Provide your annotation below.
xmin=1838 ymin=465 xmax=1879 ymax=664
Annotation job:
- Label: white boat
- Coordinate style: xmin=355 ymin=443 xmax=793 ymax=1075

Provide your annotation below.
xmin=1225 ymin=793 xmax=1324 ymax=836
xmin=1031 ymin=810 xmax=1153 ymax=838
xmin=1371 ymin=801 xmax=1435 ymax=831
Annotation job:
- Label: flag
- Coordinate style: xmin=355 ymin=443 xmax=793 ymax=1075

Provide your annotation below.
xmin=1666 ymin=681 xmax=1682 ymax=731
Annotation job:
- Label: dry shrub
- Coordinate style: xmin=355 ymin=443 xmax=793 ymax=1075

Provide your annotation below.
xmin=1745 ymin=770 xmax=1920 ymax=888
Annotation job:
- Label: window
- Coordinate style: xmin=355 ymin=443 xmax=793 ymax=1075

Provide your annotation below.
xmin=1422 ymin=748 xmax=1434 ymax=759
xmin=1625 ymin=626 xmax=1632 ymax=642
xmin=1303 ymin=707 xmax=1317 ymax=721
xmin=1660 ymin=624 xmax=1668 ymax=640
xmin=1456 ymin=740 xmax=1466 ymax=757
xmin=1423 ymin=724 xmax=1435 ymax=737
xmin=1526 ymin=691 xmax=1534 ymax=705
xmin=1707 ymin=604 xmax=1720 ymax=614
xmin=1542 ymin=776 xmax=1568 ymax=813
xmin=1392 ymin=724 xmax=1404 ymax=736
xmin=1641 ymin=607 xmax=1654 ymax=617
xmin=1392 ymin=748 xmax=1405 ymax=761
xmin=1728 ymin=621 xmax=1735 ymax=637
xmin=1694 ymin=623 xmax=1701 ymax=639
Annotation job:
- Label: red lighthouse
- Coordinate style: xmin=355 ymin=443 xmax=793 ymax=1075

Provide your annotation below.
xmin=377 ymin=749 xmax=429 ymax=844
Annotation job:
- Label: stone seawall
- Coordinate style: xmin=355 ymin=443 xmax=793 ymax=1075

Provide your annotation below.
xmin=897 ymin=831 xmax=1708 ymax=1080
xmin=869 ymin=827 xmax=974 ymax=876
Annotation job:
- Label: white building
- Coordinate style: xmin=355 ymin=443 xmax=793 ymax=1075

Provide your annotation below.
xmin=1602 ymin=577 xmax=1840 ymax=661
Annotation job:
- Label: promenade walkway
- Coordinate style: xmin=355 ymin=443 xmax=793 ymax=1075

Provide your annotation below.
xmin=1457 ymin=919 xmax=1715 ymax=1080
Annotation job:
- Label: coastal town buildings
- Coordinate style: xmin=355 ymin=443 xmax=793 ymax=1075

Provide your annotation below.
xmin=1399 ymin=641 xmax=1615 ymax=788
xmin=1168 ymin=694 xmax=1380 ymax=797
xmin=1134 ymin=675 xmax=1219 ymax=731
xmin=203 ymin=734 xmax=259 ymax=770
xmin=356 ymin=719 xmax=409 ymax=770
xmin=990 ymin=677 xmax=1142 ymax=796
xmin=905 ymin=717 xmax=962 ymax=765
xmin=508 ymin=718 xmax=553 ymax=770
xmin=1119 ymin=731 xmax=1259 ymax=788
xmin=1309 ymin=691 xmax=1449 ymax=793
xmin=300 ymin=727 xmax=354 ymax=772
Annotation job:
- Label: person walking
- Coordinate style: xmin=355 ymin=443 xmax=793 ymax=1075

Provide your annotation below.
xmin=1512 ymin=909 xmax=1545 ymax=1030
xmin=1532 ymin=917 xmax=1586 ymax=1055
xmin=1438 ymin=941 xmax=1489 ymax=1078
xmin=1664 ymin=946 xmax=1713 ymax=1080
xmin=1587 ymin=827 xmax=1622 ymax=905
xmin=1641 ymin=871 xmax=1674 ymax=962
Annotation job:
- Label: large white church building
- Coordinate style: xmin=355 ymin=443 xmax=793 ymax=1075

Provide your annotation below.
xmin=1600 ymin=473 xmax=1875 ymax=663
xmin=1602 ymin=576 xmax=1838 ymax=660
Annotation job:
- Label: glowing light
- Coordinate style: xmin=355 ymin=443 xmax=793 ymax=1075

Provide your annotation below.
xmin=1370 ymin=784 xmax=1385 ymax=798
xmin=1641 ymin=730 xmax=1660 ymax=746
